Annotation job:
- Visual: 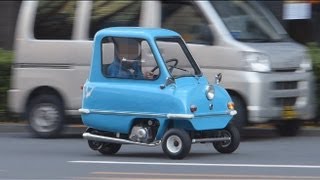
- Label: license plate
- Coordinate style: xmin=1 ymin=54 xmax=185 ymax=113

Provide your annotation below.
xmin=282 ymin=106 xmax=297 ymax=120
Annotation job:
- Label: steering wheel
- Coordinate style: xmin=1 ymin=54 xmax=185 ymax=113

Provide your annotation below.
xmin=150 ymin=58 xmax=179 ymax=73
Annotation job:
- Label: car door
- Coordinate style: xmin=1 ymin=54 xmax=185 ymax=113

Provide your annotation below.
xmin=89 ymin=37 xmax=176 ymax=133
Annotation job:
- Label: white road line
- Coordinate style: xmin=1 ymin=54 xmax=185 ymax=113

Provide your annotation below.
xmin=68 ymin=161 xmax=320 ymax=169
xmin=91 ymin=171 xmax=320 ymax=179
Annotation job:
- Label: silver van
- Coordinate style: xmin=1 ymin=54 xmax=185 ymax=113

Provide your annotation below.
xmin=8 ymin=1 xmax=316 ymax=138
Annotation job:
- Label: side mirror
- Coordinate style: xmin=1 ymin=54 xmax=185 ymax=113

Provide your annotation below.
xmin=215 ymin=73 xmax=222 ymax=84
xmin=160 ymin=77 xmax=176 ymax=89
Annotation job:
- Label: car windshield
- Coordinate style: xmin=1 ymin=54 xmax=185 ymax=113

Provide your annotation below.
xmin=210 ymin=1 xmax=289 ymax=42
xmin=156 ymin=37 xmax=201 ymax=78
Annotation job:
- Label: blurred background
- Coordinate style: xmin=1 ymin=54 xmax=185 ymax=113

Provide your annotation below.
xmin=0 ymin=0 xmax=319 ymax=134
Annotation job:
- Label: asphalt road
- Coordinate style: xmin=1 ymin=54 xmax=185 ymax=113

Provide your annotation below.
xmin=0 ymin=128 xmax=320 ymax=180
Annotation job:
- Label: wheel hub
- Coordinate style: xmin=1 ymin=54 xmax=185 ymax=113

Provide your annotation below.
xmin=220 ymin=130 xmax=232 ymax=147
xmin=31 ymin=103 xmax=59 ymax=132
xmin=167 ymin=135 xmax=182 ymax=153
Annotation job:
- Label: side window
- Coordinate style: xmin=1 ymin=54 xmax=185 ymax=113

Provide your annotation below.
xmin=161 ymin=2 xmax=213 ymax=45
xmin=34 ymin=1 xmax=76 ymax=39
xmin=101 ymin=37 xmax=158 ymax=80
xmin=89 ymin=1 xmax=142 ymax=39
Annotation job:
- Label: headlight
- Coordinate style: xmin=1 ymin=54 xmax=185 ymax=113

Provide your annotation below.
xmin=243 ymin=52 xmax=271 ymax=72
xmin=299 ymin=53 xmax=312 ymax=72
xmin=205 ymin=85 xmax=214 ymax=100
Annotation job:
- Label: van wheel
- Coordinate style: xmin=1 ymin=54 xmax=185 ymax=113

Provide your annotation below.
xmin=162 ymin=128 xmax=191 ymax=160
xmin=275 ymin=120 xmax=301 ymax=136
xmin=27 ymin=95 xmax=64 ymax=138
xmin=230 ymin=95 xmax=247 ymax=134
xmin=98 ymin=143 xmax=122 ymax=155
xmin=213 ymin=123 xmax=240 ymax=153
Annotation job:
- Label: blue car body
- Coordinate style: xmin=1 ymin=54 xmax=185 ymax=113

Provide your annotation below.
xmin=80 ymin=27 xmax=236 ymax=141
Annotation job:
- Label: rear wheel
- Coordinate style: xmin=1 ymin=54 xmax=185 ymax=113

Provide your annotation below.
xmin=213 ymin=123 xmax=240 ymax=153
xmin=88 ymin=140 xmax=103 ymax=151
xmin=26 ymin=95 xmax=64 ymax=138
xmin=98 ymin=143 xmax=122 ymax=155
xmin=162 ymin=128 xmax=191 ymax=160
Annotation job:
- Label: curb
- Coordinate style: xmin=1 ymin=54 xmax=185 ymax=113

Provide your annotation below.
xmin=0 ymin=123 xmax=319 ymax=137
xmin=243 ymin=126 xmax=320 ymax=137
xmin=0 ymin=123 xmax=86 ymax=134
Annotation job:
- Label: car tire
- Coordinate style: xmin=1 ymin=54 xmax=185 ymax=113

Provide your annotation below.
xmin=162 ymin=128 xmax=191 ymax=160
xmin=88 ymin=140 xmax=103 ymax=151
xmin=26 ymin=95 xmax=64 ymax=138
xmin=213 ymin=123 xmax=240 ymax=154
xmin=98 ymin=143 xmax=122 ymax=155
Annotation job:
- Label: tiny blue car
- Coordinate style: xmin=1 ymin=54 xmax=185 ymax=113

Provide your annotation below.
xmin=80 ymin=27 xmax=240 ymax=159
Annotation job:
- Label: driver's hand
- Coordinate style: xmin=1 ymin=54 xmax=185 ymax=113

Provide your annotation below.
xmin=145 ymin=71 xmax=154 ymax=79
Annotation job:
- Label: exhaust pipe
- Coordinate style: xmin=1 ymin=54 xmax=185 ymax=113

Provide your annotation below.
xmin=192 ymin=137 xmax=231 ymax=143
xmin=83 ymin=132 xmax=161 ymax=147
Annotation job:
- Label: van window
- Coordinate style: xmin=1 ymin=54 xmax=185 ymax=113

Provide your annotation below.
xmin=89 ymin=1 xmax=142 ymax=39
xmin=34 ymin=1 xmax=76 ymax=40
xmin=161 ymin=2 xmax=212 ymax=45
xmin=210 ymin=1 xmax=288 ymax=42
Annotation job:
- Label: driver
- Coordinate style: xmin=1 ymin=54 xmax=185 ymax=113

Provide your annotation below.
xmin=107 ymin=38 xmax=144 ymax=79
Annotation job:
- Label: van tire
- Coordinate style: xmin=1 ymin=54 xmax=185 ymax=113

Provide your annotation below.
xmin=26 ymin=95 xmax=64 ymax=138
xmin=230 ymin=95 xmax=247 ymax=134
xmin=275 ymin=120 xmax=301 ymax=136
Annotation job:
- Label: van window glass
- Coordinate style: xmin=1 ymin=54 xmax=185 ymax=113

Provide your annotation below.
xmin=210 ymin=1 xmax=288 ymax=42
xmin=161 ymin=2 xmax=212 ymax=45
xmin=89 ymin=1 xmax=142 ymax=39
xmin=102 ymin=37 xmax=159 ymax=80
xmin=34 ymin=1 xmax=76 ymax=39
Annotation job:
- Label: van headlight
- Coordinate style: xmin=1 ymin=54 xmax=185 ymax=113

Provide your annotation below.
xmin=244 ymin=52 xmax=271 ymax=72
xmin=205 ymin=85 xmax=214 ymax=100
xmin=299 ymin=54 xmax=312 ymax=72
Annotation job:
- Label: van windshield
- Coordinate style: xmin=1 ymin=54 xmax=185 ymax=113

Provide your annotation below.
xmin=156 ymin=37 xmax=202 ymax=78
xmin=210 ymin=1 xmax=289 ymax=42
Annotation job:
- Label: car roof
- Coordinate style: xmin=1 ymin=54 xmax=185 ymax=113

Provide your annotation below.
xmin=94 ymin=27 xmax=181 ymax=40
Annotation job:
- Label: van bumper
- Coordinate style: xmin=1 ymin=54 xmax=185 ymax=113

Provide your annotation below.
xmin=7 ymin=89 xmax=24 ymax=114
xmin=245 ymin=71 xmax=316 ymax=123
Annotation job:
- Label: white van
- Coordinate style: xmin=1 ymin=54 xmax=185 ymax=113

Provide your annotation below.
xmin=8 ymin=1 xmax=316 ymax=138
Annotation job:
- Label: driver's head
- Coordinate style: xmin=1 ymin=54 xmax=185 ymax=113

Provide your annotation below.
xmin=113 ymin=38 xmax=140 ymax=60
xmin=113 ymin=38 xmax=141 ymax=70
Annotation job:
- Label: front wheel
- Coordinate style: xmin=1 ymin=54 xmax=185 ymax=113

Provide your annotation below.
xmin=162 ymin=128 xmax=191 ymax=160
xmin=213 ymin=123 xmax=240 ymax=153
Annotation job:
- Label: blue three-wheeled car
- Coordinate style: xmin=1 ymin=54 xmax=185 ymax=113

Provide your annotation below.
xmin=79 ymin=27 xmax=240 ymax=159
